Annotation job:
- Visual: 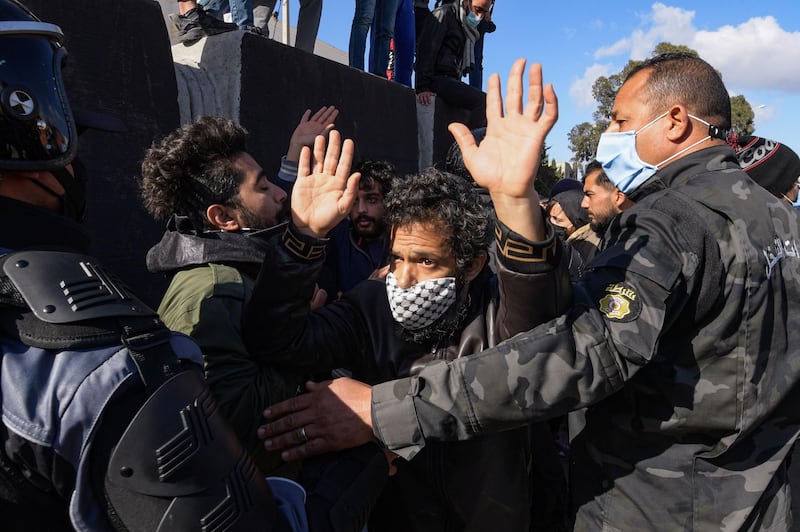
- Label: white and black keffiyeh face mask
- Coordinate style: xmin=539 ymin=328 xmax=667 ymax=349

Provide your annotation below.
xmin=385 ymin=272 xmax=457 ymax=331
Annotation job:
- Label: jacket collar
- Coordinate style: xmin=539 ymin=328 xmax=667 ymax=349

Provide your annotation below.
xmin=146 ymin=214 xmax=285 ymax=274
xmin=627 ymin=144 xmax=739 ymax=202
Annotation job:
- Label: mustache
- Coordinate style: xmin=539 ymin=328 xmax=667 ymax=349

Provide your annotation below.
xmin=355 ymin=215 xmax=377 ymax=224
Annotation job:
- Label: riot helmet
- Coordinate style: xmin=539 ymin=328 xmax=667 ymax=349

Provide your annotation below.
xmin=0 ymin=0 xmax=76 ymax=172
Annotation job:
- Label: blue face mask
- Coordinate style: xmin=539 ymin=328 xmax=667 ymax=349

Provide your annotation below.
xmin=466 ymin=11 xmax=482 ymax=28
xmin=595 ymin=112 xmax=713 ymax=194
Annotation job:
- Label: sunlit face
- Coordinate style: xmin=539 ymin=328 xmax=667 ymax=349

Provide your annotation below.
xmin=468 ymin=0 xmax=492 ymax=17
xmin=606 ymin=69 xmax=669 ymax=167
xmin=229 ymin=152 xmax=288 ymax=229
xmin=581 ymin=170 xmax=621 ymax=234
xmin=349 ymin=180 xmax=386 ymax=239
xmin=388 ymin=221 xmax=458 ymax=289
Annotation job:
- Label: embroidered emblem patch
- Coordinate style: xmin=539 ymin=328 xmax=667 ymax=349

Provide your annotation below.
xmin=598 ymin=283 xmax=640 ymax=322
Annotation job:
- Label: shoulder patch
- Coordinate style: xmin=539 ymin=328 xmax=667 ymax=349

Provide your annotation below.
xmin=598 ymin=283 xmax=640 ymax=322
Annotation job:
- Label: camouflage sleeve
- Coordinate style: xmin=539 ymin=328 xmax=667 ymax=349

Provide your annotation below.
xmin=372 ymin=203 xmax=706 ymax=459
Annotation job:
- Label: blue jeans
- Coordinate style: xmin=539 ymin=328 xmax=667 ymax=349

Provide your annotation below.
xmin=392 ymin=0 xmax=415 ymax=86
xmin=349 ymin=0 xmax=376 ymax=70
xmin=368 ymin=0 xmax=401 ymax=77
xmin=199 ymin=0 xmax=254 ymax=28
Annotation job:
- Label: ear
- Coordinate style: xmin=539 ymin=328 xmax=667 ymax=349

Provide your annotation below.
xmin=665 ymin=104 xmax=691 ymax=141
xmin=463 ymin=250 xmax=488 ymax=283
xmin=612 ymin=189 xmax=627 ymax=209
xmin=206 ymin=203 xmax=242 ymax=231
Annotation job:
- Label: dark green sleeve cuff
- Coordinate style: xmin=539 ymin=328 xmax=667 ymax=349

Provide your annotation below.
xmin=282 ymin=222 xmax=329 ymax=262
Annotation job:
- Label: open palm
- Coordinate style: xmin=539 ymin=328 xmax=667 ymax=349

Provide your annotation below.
xmin=291 ymin=130 xmax=360 ymax=238
xmin=449 ymin=60 xmax=558 ymax=200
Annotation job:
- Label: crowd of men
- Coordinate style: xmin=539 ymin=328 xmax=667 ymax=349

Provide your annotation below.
xmin=2 ymin=0 xmax=800 ymax=531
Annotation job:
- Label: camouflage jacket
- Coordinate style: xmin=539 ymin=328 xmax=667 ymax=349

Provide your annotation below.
xmin=372 ymin=145 xmax=800 ymax=531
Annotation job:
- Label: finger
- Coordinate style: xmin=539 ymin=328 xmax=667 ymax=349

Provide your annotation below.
xmin=335 ymin=138 xmax=355 ymax=180
xmin=542 ymin=82 xmax=559 ymax=129
xmin=313 ymin=133 xmax=328 ymax=174
xmin=323 ymin=130 xmax=342 ymax=176
xmin=300 ymin=108 xmax=312 ymax=123
xmin=297 ymin=145 xmax=312 ymax=179
xmin=279 ymin=436 xmax=333 ymax=462
xmin=340 ymin=171 xmax=361 ymax=213
xmin=309 ymin=106 xmax=325 ymax=121
xmin=310 ymin=289 xmax=327 ymax=310
xmin=321 ymin=106 xmax=338 ymax=124
xmin=524 ymin=62 xmax=544 ymax=121
xmin=262 ymin=391 xmax=313 ymax=419
xmin=259 ymin=407 xmax=317 ymax=440
xmin=506 ymin=58 xmax=527 ymax=116
xmin=485 ymin=71 xmax=503 ymax=121
xmin=448 ymin=122 xmax=477 ymax=167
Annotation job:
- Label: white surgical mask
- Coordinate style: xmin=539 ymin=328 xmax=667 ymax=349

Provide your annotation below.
xmin=595 ymin=112 xmax=714 ymax=194
xmin=386 ymin=272 xmax=457 ymax=330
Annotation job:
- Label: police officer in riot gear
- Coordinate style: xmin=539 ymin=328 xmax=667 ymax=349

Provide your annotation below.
xmin=0 ymin=2 xmax=293 ymax=529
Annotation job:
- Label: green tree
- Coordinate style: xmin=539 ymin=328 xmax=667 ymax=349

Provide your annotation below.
xmin=730 ymin=94 xmax=755 ymax=135
xmin=652 ymin=42 xmax=698 ymax=57
xmin=568 ymin=42 xmax=754 ymax=163
xmin=535 ymin=144 xmax=562 ymax=198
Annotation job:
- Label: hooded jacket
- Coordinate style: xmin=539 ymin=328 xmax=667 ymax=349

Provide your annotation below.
xmin=147 ymin=216 xmax=304 ymax=476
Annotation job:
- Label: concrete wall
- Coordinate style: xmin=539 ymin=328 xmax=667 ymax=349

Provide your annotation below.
xmin=20 ymin=0 xmax=483 ymax=306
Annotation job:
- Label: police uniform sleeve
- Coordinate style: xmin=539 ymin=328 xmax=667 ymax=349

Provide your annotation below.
xmin=372 ymin=201 xmax=717 ymax=459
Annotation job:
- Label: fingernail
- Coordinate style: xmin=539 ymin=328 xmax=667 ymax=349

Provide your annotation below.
xmin=263 ymin=409 xmax=271 ymax=417
xmin=281 ymin=451 xmax=290 ymax=461
xmin=264 ymin=440 xmax=273 ymax=449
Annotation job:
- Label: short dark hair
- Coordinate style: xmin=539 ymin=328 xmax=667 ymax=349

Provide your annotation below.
xmin=627 ymin=52 xmax=731 ymax=130
xmin=139 ymin=116 xmax=249 ymax=229
xmin=584 ymin=159 xmax=613 ymax=189
xmin=385 ymin=168 xmax=489 ymax=272
xmin=356 ymin=160 xmax=397 ymax=196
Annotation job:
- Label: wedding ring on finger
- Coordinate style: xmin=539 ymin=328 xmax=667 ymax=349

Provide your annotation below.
xmin=298 ymin=426 xmax=309 ymax=443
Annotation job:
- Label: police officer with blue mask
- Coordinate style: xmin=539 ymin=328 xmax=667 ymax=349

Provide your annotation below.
xmin=734 ymin=135 xmax=800 ymax=210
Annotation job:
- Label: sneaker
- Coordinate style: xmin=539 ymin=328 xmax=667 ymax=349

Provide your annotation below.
xmin=175 ymin=8 xmax=205 ymax=45
xmin=197 ymin=7 xmax=238 ymax=36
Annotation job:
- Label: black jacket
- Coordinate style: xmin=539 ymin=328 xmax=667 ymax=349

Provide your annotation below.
xmin=244 ymin=221 xmax=572 ymax=531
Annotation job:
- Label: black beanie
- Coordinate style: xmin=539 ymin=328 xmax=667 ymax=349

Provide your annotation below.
xmin=551 ymin=189 xmax=589 ymax=229
xmin=734 ymin=136 xmax=800 ymax=196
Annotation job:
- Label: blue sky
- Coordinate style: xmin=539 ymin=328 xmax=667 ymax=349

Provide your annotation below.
xmin=295 ymin=0 xmax=800 ymax=166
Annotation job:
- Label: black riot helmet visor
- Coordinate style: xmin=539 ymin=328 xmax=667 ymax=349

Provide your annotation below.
xmin=0 ymin=12 xmax=77 ymax=172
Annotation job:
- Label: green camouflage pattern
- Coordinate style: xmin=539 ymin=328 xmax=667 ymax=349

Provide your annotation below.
xmin=372 ymin=146 xmax=800 ymax=531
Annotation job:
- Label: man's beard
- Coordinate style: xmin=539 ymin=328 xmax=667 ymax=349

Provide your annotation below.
xmin=351 ymin=215 xmax=384 ymax=239
xmin=589 ymin=212 xmax=615 ymax=236
xmin=238 ymin=201 xmax=290 ymax=230
xmin=394 ymin=282 xmax=471 ymax=346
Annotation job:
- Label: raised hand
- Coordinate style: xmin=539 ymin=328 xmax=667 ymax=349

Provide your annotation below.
xmin=287 ymin=105 xmax=339 ymax=162
xmin=449 ymin=59 xmax=558 ymax=241
xmin=291 ymin=130 xmax=360 ymax=238
xmin=257 ymin=378 xmax=375 ymax=462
